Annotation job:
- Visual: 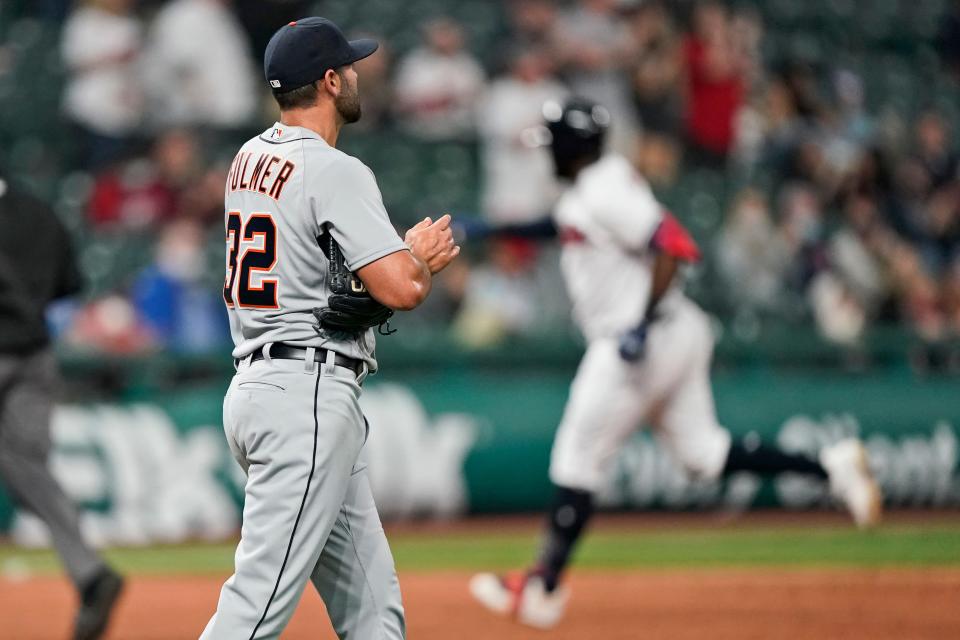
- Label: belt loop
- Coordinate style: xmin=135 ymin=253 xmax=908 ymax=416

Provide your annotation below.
xmin=356 ymin=361 xmax=369 ymax=385
xmin=321 ymin=348 xmax=335 ymax=377
xmin=261 ymin=343 xmax=274 ymax=366
xmin=237 ymin=352 xmax=254 ymax=370
xmin=304 ymin=346 xmax=317 ymax=373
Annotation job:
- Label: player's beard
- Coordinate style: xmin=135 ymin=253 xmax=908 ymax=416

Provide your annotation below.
xmin=335 ymin=76 xmax=362 ymax=124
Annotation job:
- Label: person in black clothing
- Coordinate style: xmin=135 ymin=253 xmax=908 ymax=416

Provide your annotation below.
xmin=0 ymin=173 xmax=124 ymax=640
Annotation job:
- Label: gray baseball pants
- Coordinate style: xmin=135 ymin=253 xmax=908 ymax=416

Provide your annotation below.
xmin=201 ymin=352 xmax=405 ymax=640
xmin=0 ymin=348 xmax=105 ymax=589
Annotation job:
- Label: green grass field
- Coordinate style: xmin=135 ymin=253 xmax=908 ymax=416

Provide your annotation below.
xmin=3 ymin=518 xmax=959 ymax=577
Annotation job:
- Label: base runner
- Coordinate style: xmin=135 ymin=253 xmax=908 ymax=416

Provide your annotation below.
xmin=469 ymin=99 xmax=882 ymax=630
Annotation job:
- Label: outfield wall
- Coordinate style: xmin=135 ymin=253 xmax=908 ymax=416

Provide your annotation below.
xmin=1 ymin=338 xmax=958 ymax=546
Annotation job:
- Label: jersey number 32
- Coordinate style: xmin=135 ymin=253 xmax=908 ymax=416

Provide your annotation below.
xmin=223 ymin=211 xmax=279 ymax=309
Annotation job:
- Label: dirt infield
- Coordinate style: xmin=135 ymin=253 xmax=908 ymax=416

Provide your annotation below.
xmin=4 ymin=568 xmax=959 ymax=639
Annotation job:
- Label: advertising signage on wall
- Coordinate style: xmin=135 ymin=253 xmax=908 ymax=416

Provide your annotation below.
xmin=2 ymin=371 xmax=958 ymax=546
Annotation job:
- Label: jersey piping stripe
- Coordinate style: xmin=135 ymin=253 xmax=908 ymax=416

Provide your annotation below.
xmin=258 ymin=135 xmax=315 ymax=145
xmin=248 ymin=368 xmax=321 ymax=639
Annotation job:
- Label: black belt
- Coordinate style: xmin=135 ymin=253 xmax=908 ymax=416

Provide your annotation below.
xmin=239 ymin=344 xmax=363 ymax=377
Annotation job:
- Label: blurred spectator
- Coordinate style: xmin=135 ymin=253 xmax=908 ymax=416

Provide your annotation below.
xmin=480 ymin=46 xmax=566 ymax=224
xmin=842 ymin=147 xmax=894 ymax=207
xmin=394 ymin=18 xmax=486 ymax=140
xmin=403 ymin=258 xmax=471 ymax=327
xmin=913 ymin=109 xmax=958 ymax=191
xmin=789 ymin=184 xmax=898 ymax=345
xmin=351 ymin=35 xmax=394 ymax=132
xmin=887 ymin=240 xmax=945 ymax=339
xmin=682 ymin=0 xmax=746 ymax=166
xmin=729 ymin=5 xmax=764 ymax=85
xmin=16 ymin=0 xmax=960 ymax=349
xmin=453 ymin=239 xmax=541 ymax=348
xmin=733 ymin=77 xmax=802 ymax=175
xmin=808 ymin=70 xmax=873 ymax=191
xmin=808 ymin=269 xmax=869 ymax=345
xmin=812 ymin=195 xmax=892 ymax=344
xmin=143 ymin=0 xmax=258 ymax=135
xmin=832 ymin=70 xmax=874 ymax=149
xmin=635 ymin=131 xmax=681 ymax=188
xmin=553 ymin=0 xmax=638 ymax=154
xmin=177 ymin=160 xmax=233 ymax=225
xmin=61 ymin=0 xmax=144 ymax=170
xmin=627 ymin=1 xmax=683 ymax=138
xmin=131 ymin=218 xmax=229 ymax=352
xmin=66 ymin=294 xmax=155 ymax=354
xmin=715 ymin=188 xmax=790 ymax=313
xmin=886 ymin=110 xmax=960 ymax=277
xmin=888 ymin=156 xmax=934 ymax=244
xmin=87 ymin=129 xmax=199 ymax=229
xmin=921 ymin=180 xmax=960 ymax=271
xmin=942 ymin=257 xmax=960 ymax=334
xmin=831 ymin=196 xmax=892 ymax=314
xmin=779 ymin=60 xmax=828 ymax=123
xmin=505 ymin=0 xmax=559 ymax=51
xmin=777 ymin=183 xmax=827 ymax=291
xmin=784 ymin=137 xmax=834 ymax=196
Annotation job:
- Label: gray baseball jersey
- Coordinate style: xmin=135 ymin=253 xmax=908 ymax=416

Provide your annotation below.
xmin=223 ymin=122 xmax=408 ymax=371
xmin=202 ymin=122 xmax=407 ymax=639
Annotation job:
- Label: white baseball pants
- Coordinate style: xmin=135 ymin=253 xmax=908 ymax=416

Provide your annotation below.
xmin=550 ymin=298 xmax=732 ymax=493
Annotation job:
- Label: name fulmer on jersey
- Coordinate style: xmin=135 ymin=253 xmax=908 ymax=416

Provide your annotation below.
xmin=227 ymin=151 xmax=295 ymax=201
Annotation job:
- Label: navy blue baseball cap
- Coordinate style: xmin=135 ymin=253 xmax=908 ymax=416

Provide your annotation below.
xmin=264 ymin=17 xmax=378 ymax=92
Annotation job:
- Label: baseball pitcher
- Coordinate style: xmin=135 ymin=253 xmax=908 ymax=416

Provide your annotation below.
xmin=201 ymin=18 xmax=459 ymax=639
xmin=469 ymin=99 xmax=882 ymax=629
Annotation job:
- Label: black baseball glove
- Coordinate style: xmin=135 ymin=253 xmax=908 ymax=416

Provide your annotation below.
xmin=313 ymin=232 xmax=395 ymax=335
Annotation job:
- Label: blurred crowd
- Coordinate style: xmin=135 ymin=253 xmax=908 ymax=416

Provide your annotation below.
xmin=13 ymin=0 xmax=960 ymax=354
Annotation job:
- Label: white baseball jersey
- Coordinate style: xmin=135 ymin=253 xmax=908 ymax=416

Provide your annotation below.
xmin=223 ymin=122 xmax=407 ymax=370
xmin=547 ymin=153 xmax=731 ymax=493
xmin=552 ymin=153 xmax=672 ymax=341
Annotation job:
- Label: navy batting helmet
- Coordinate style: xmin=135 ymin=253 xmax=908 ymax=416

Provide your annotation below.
xmin=542 ymin=98 xmax=610 ymax=179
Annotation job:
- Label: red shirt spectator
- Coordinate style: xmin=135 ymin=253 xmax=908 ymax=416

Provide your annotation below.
xmin=682 ymin=2 xmax=745 ymax=159
xmin=87 ymin=160 xmax=178 ymax=228
xmin=87 ymin=129 xmax=199 ymax=228
xmin=683 ymin=35 xmax=744 ymax=157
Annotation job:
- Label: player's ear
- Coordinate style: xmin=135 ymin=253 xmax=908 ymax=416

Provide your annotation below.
xmin=321 ymin=69 xmax=340 ymax=97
